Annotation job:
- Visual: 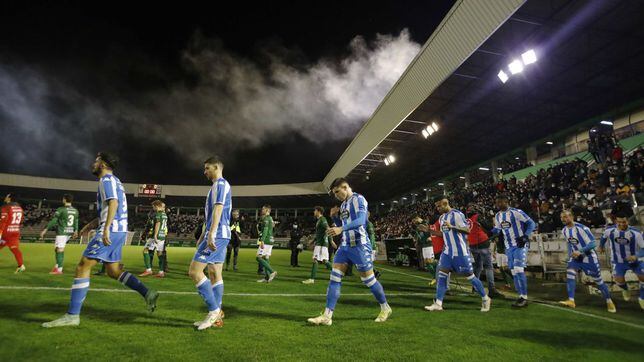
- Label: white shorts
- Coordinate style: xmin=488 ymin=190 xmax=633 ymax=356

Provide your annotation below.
xmin=496 ymin=252 xmax=508 ymax=268
xmin=422 ymin=246 xmax=435 ymax=260
xmin=55 ymin=235 xmax=71 ymax=249
xmin=313 ymin=245 xmax=329 ymax=261
xmin=145 ymin=238 xmax=165 ymax=251
xmin=257 ymin=244 xmax=273 ymax=257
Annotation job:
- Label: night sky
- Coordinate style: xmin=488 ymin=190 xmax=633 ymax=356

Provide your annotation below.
xmin=0 ymin=1 xmax=453 ymax=185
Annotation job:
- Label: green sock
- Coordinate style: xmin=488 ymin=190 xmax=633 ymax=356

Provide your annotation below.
xmin=143 ymin=252 xmax=151 ymax=269
xmin=158 ymin=255 xmax=165 ymax=271
xmin=257 ymin=257 xmax=274 ymax=275
xmin=99 ymin=263 xmax=105 ymax=273
xmin=311 ymin=262 xmax=318 ymax=279
xmin=426 ymin=263 xmax=436 ymax=278
xmin=55 ymin=251 xmax=64 ymax=269
xmin=325 ymin=261 xmax=332 ymax=270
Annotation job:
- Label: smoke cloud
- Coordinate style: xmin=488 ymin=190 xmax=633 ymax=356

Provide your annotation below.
xmin=0 ymin=29 xmax=420 ymax=178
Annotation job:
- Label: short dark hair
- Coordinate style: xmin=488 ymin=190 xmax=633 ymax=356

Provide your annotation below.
xmin=204 ymin=156 xmax=224 ymax=170
xmin=614 ymin=212 xmax=629 ymax=219
xmin=433 ymin=195 xmax=448 ymax=204
xmin=97 ymin=152 xmax=119 ymax=170
xmin=496 ymin=193 xmax=509 ymax=201
xmin=63 ymin=194 xmax=73 ymax=203
xmin=314 ymin=206 xmax=324 ymax=214
xmin=330 ymin=177 xmax=349 ymax=189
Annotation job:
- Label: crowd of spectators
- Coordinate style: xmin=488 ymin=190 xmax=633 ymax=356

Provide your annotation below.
xmin=373 ymin=147 xmax=643 ymax=239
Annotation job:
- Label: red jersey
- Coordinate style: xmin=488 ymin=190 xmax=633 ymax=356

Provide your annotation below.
xmin=0 ymin=203 xmax=24 ymax=238
xmin=467 ymin=213 xmax=489 ymax=246
xmin=430 ymin=220 xmax=444 ymax=253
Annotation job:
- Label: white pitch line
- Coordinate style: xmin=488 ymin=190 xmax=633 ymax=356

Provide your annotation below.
xmin=535 ymin=302 xmax=644 ymax=330
xmin=378 ymin=267 xmax=433 ymax=281
xmin=0 ymin=285 xmax=429 ymax=297
xmin=378 ymin=268 xmax=644 ymax=330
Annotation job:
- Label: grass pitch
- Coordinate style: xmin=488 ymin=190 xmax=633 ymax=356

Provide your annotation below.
xmin=0 ymin=244 xmax=642 ymax=361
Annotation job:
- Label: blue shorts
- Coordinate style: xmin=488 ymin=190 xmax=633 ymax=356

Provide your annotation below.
xmin=612 ymin=261 xmax=644 ymax=277
xmin=333 ymin=243 xmax=373 ymax=272
xmin=83 ymin=232 xmax=127 ymax=263
xmin=438 ymin=253 xmax=474 ymax=274
xmin=567 ymin=259 xmax=601 ymax=278
xmin=506 ymin=246 xmax=527 ymax=269
xmin=193 ymin=238 xmax=230 ymax=264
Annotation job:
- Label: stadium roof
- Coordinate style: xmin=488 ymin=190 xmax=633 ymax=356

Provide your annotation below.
xmin=328 ymin=0 xmax=644 ymax=201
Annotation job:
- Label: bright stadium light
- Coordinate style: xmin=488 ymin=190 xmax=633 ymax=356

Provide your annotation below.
xmin=459 ymin=176 xmax=466 ymax=179
xmin=479 ymin=167 xmax=490 ymax=171
xmin=600 ymin=120 xmax=613 ymax=126
xmin=388 ymin=155 xmax=396 ymax=163
xmin=438 ymin=182 xmax=444 ymax=186
xmin=508 ymin=59 xmax=524 ymax=74
xmin=497 ymin=167 xmax=503 ymax=171
xmin=384 ymin=158 xmax=390 ymax=166
xmin=402 ymin=197 xmax=407 ymax=200
xmin=498 ymin=70 xmax=509 ymax=83
xmin=521 ymin=49 xmax=537 ymax=65
xmin=515 ymin=157 xmax=520 ymax=160
xmin=422 ymin=188 xmax=428 ymax=191
xmin=546 ymin=141 xmax=554 ymax=145
xmin=422 ymin=129 xmax=429 ymax=138
xmin=431 ymin=122 xmax=439 ymax=132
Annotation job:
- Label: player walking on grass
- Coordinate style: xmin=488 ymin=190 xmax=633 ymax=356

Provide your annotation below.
xmin=558 ymin=210 xmax=616 ymax=313
xmin=0 ymin=193 xmax=25 ymax=273
xmin=140 ymin=200 xmax=168 ymax=278
xmin=424 ymin=196 xmax=491 ymax=312
xmin=598 ymin=213 xmax=644 ymax=310
xmin=491 ymin=194 xmax=535 ymax=308
xmin=42 ymin=152 xmax=159 ymax=328
xmin=188 ymin=156 xmax=232 ymax=330
xmin=307 ymin=178 xmax=391 ymax=326
xmin=302 ymin=206 xmax=334 ymax=284
xmin=256 ymin=205 xmax=277 ymax=283
xmin=40 ymin=194 xmax=78 ymax=275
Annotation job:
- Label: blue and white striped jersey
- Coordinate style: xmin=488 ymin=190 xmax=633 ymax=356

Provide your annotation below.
xmin=204 ymin=178 xmax=232 ymax=240
xmin=96 ymin=174 xmax=128 ymax=234
xmin=439 ymin=209 xmax=470 ymax=257
xmin=600 ymin=226 xmax=643 ymax=264
xmin=339 ymin=193 xmax=369 ymax=247
xmin=494 ymin=208 xmax=534 ymax=249
xmin=562 ymin=222 xmax=598 ymax=264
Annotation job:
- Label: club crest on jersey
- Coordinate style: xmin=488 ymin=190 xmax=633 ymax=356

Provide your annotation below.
xmin=340 ymin=209 xmax=350 ymax=220
xmin=615 ymin=237 xmax=629 ymax=245
xmin=500 ymin=221 xmax=512 ymax=229
xmin=440 ymin=223 xmax=450 ymax=232
xmin=567 ymin=237 xmax=579 ymax=245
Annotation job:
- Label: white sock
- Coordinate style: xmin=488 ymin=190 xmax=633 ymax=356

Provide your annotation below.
xmin=569 ymin=298 xmax=575 ymax=301
xmin=380 ymin=302 xmax=390 ymax=311
xmin=324 ymin=308 xmax=333 ymax=318
xmin=483 ymin=295 xmax=490 ymax=301
xmin=435 ymin=300 xmax=443 ymax=306
xmin=209 ymin=308 xmax=221 ymax=316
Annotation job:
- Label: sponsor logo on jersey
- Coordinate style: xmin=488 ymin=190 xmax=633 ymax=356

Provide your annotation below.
xmin=567 ymin=237 xmax=579 ymax=245
xmin=501 ymin=221 xmax=512 ymax=229
xmin=614 ymin=237 xmax=629 ymax=245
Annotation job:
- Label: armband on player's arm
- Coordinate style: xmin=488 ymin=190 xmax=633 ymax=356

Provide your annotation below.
xmin=582 ymin=241 xmax=596 ymax=254
xmin=342 ymin=211 xmax=366 ymax=232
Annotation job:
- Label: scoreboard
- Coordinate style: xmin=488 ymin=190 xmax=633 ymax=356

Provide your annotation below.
xmin=137 ymin=184 xmax=163 ymax=198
